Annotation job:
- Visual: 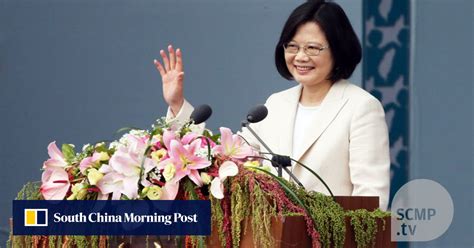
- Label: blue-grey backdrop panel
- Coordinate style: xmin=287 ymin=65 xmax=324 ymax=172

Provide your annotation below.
xmin=0 ymin=0 xmax=362 ymax=244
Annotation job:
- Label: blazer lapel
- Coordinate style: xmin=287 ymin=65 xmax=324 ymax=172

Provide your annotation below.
xmin=294 ymin=80 xmax=349 ymax=161
xmin=277 ymin=84 xmax=302 ymax=157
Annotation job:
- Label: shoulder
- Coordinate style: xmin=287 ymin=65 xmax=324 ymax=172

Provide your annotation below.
xmin=343 ymin=81 xmax=377 ymax=102
xmin=342 ymin=80 xmax=383 ymax=110
xmin=265 ymin=84 xmax=301 ymax=104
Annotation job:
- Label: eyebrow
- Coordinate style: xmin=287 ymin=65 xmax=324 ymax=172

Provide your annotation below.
xmin=289 ymin=40 xmax=325 ymax=46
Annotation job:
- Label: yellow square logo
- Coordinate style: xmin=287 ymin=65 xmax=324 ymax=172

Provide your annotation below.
xmin=24 ymin=209 xmax=48 ymax=227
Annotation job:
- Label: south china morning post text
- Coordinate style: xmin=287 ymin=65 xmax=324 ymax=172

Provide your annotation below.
xmin=13 ymin=200 xmax=211 ymax=236
xmin=53 ymin=212 xmax=198 ymax=225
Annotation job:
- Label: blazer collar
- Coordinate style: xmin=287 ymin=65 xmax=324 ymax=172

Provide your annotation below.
xmin=277 ymin=80 xmax=349 ymax=160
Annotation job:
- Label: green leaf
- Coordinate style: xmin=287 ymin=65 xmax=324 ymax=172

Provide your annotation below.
xmin=203 ymin=128 xmax=220 ymax=142
xmin=94 ymin=142 xmax=108 ymax=153
xmin=62 ymin=144 xmax=76 ymax=162
xmin=210 ymin=134 xmax=220 ymax=143
xmin=151 ymin=127 xmax=162 ymax=136
xmin=202 ymin=129 xmax=210 ymax=136
xmin=184 ymin=179 xmax=199 ymax=200
xmin=138 ymin=134 xmax=153 ymax=184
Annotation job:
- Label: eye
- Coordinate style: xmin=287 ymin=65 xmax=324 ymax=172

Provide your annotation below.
xmin=306 ymin=45 xmax=322 ymax=52
xmin=286 ymin=43 xmax=299 ymax=49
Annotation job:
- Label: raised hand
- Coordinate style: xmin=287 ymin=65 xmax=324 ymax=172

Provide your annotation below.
xmin=154 ymin=45 xmax=184 ymax=115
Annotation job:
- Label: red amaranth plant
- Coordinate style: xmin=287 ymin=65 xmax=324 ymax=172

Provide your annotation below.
xmin=221 ymin=187 xmax=233 ymax=248
xmin=240 ymin=167 xmax=322 ymax=248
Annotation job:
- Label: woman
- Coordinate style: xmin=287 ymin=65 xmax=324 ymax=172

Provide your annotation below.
xmin=154 ymin=0 xmax=390 ymax=210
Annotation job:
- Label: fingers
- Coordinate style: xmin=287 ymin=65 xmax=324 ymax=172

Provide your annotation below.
xmin=177 ymin=71 xmax=184 ymax=81
xmin=160 ymin=49 xmax=170 ymax=71
xmin=153 ymin=59 xmax=165 ymax=76
xmin=168 ymin=45 xmax=176 ymax=70
xmin=155 ymin=45 xmax=182 ymax=73
xmin=176 ymin=48 xmax=183 ymax=72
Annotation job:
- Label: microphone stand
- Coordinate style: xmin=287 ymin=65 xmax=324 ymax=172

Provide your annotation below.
xmin=260 ymin=152 xmax=334 ymax=198
xmin=241 ymin=121 xmax=304 ymax=188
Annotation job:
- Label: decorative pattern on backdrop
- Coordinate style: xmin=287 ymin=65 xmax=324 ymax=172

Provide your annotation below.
xmin=363 ymin=0 xmax=410 ymax=209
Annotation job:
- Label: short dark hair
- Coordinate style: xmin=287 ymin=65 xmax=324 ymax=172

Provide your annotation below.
xmin=275 ymin=0 xmax=362 ymax=82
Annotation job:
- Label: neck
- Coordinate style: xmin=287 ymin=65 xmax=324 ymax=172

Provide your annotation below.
xmin=299 ymin=80 xmax=332 ymax=106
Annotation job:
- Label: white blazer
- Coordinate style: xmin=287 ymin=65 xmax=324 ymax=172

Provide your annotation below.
xmin=168 ymin=80 xmax=390 ymax=210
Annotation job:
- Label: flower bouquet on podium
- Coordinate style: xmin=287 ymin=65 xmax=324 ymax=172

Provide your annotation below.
xmin=10 ymin=117 xmax=390 ymax=248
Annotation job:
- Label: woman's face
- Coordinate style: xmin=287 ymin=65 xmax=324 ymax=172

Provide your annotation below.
xmin=284 ymin=22 xmax=334 ymax=87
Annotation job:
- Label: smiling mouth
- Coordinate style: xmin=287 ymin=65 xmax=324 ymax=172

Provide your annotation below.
xmin=294 ymin=65 xmax=315 ymax=73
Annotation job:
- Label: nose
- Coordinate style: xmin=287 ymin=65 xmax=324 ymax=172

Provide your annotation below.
xmin=295 ymin=49 xmax=309 ymax=62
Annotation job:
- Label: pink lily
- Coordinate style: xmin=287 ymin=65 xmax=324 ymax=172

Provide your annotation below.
xmin=158 ymin=139 xmax=211 ymax=199
xmin=79 ymin=152 xmax=102 ymax=173
xmin=96 ymin=171 xmax=126 ymax=200
xmin=162 ymin=130 xmax=178 ymax=149
xmin=160 ymin=180 xmax=180 ymax=200
xmin=43 ymin=141 xmax=68 ymax=169
xmin=96 ymin=134 xmax=157 ymax=199
xmin=181 ymin=132 xmax=198 ymax=145
xmin=210 ymin=161 xmax=239 ymax=199
xmin=212 ymin=127 xmax=255 ymax=160
xmin=162 ymin=130 xmax=198 ymax=149
xmin=40 ymin=168 xmax=70 ymax=200
xmin=200 ymin=137 xmax=216 ymax=149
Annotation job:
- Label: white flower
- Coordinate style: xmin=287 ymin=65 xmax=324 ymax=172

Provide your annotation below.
xmin=163 ymin=163 xmax=176 ymax=182
xmin=146 ymin=186 xmax=163 ymax=200
xmin=195 ymin=147 xmax=210 ymax=158
xmin=82 ymin=144 xmax=92 ymax=152
xmin=189 ymin=124 xmax=202 ymax=134
xmin=129 ymin=129 xmax=149 ymax=138
xmin=108 ymin=141 xmax=121 ymax=150
xmin=210 ymin=161 xmax=239 ymax=199
xmin=148 ymin=170 xmax=162 ymax=182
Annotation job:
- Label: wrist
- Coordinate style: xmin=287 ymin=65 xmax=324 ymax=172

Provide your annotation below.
xmin=170 ymin=99 xmax=184 ymax=116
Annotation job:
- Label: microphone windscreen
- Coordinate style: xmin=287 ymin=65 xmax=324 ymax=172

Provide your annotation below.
xmin=247 ymin=105 xmax=268 ymax=123
xmin=190 ymin=104 xmax=212 ymax=124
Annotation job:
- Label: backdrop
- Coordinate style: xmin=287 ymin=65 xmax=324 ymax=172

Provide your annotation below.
xmin=0 ymin=0 xmax=471 ymax=247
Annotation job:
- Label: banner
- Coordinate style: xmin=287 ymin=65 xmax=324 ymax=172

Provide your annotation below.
xmin=13 ymin=200 xmax=211 ymax=235
xmin=363 ymin=0 xmax=410 ymax=208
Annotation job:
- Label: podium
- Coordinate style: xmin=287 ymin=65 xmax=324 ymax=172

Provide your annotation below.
xmin=10 ymin=196 xmax=395 ymax=248
xmin=206 ymin=196 xmax=395 ymax=248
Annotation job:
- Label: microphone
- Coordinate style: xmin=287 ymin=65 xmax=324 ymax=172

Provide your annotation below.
xmin=241 ymin=105 xmax=334 ymax=197
xmin=247 ymin=105 xmax=268 ymax=123
xmin=241 ymin=105 xmax=304 ymax=187
xmin=190 ymin=104 xmax=212 ymax=124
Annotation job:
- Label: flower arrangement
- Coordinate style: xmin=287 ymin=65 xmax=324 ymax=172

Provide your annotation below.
xmin=40 ymin=118 xmax=258 ymax=202
xmin=10 ymin=117 xmax=391 ymax=248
